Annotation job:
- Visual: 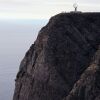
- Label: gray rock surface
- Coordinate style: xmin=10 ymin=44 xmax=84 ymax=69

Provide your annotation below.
xmin=64 ymin=46 xmax=100 ymax=100
xmin=13 ymin=13 xmax=100 ymax=100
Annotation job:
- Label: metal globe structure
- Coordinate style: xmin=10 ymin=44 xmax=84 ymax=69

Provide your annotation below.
xmin=73 ymin=3 xmax=78 ymax=12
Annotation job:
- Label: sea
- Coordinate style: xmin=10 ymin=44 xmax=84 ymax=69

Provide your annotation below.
xmin=0 ymin=19 xmax=48 ymax=100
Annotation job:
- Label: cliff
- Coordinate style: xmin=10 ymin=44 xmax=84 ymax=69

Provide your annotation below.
xmin=13 ymin=13 xmax=100 ymax=100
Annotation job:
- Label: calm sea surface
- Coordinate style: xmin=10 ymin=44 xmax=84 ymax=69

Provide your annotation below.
xmin=0 ymin=19 xmax=48 ymax=100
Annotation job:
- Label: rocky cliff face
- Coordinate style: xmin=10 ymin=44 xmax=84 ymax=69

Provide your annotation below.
xmin=13 ymin=13 xmax=100 ymax=100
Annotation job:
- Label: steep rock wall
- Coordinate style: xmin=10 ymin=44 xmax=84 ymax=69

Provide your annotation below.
xmin=13 ymin=13 xmax=100 ymax=100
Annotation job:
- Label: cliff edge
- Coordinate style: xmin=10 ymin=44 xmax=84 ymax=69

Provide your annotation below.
xmin=13 ymin=13 xmax=100 ymax=100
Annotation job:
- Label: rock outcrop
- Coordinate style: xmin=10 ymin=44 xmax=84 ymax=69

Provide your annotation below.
xmin=13 ymin=13 xmax=100 ymax=100
xmin=64 ymin=46 xmax=100 ymax=100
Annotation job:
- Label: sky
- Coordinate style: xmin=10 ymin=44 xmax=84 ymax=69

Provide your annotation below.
xmin=0 ymin=0 xmax=100 ymax=19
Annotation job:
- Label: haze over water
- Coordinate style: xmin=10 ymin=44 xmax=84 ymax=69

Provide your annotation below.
xmin=0 ymin=19 xmax=48 ymax=100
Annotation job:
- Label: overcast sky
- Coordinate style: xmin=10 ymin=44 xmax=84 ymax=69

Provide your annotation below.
xmin=0 ymin=0 xmax=100 ymax=19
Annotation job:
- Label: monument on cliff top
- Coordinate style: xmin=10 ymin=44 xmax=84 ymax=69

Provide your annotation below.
xmin=73 ymin=3 xmax=78 ymax=12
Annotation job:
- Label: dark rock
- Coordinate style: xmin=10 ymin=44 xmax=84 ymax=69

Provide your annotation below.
xmin=13 ymin=13 xmax=100 ymax=100
xmin=65 ymin=46 xmax=100 ymax=100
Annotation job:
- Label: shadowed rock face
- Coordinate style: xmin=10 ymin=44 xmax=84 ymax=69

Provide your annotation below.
xmin=13 ymin=13 xmax=100 ymax=100
xmin=64 ymin=46 xmax=100 ymax=100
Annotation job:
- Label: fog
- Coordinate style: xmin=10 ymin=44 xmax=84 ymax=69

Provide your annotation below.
xmin=0 ymin=19 xmax=48 ymax=100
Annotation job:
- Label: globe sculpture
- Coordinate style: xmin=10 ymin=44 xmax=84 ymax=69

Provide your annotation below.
xmin=73 ymin=3 xmax=78 ymax=12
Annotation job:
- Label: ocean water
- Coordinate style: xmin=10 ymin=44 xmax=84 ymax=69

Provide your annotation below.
xmin=0 ymin=19 xmax=48 ymax=100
